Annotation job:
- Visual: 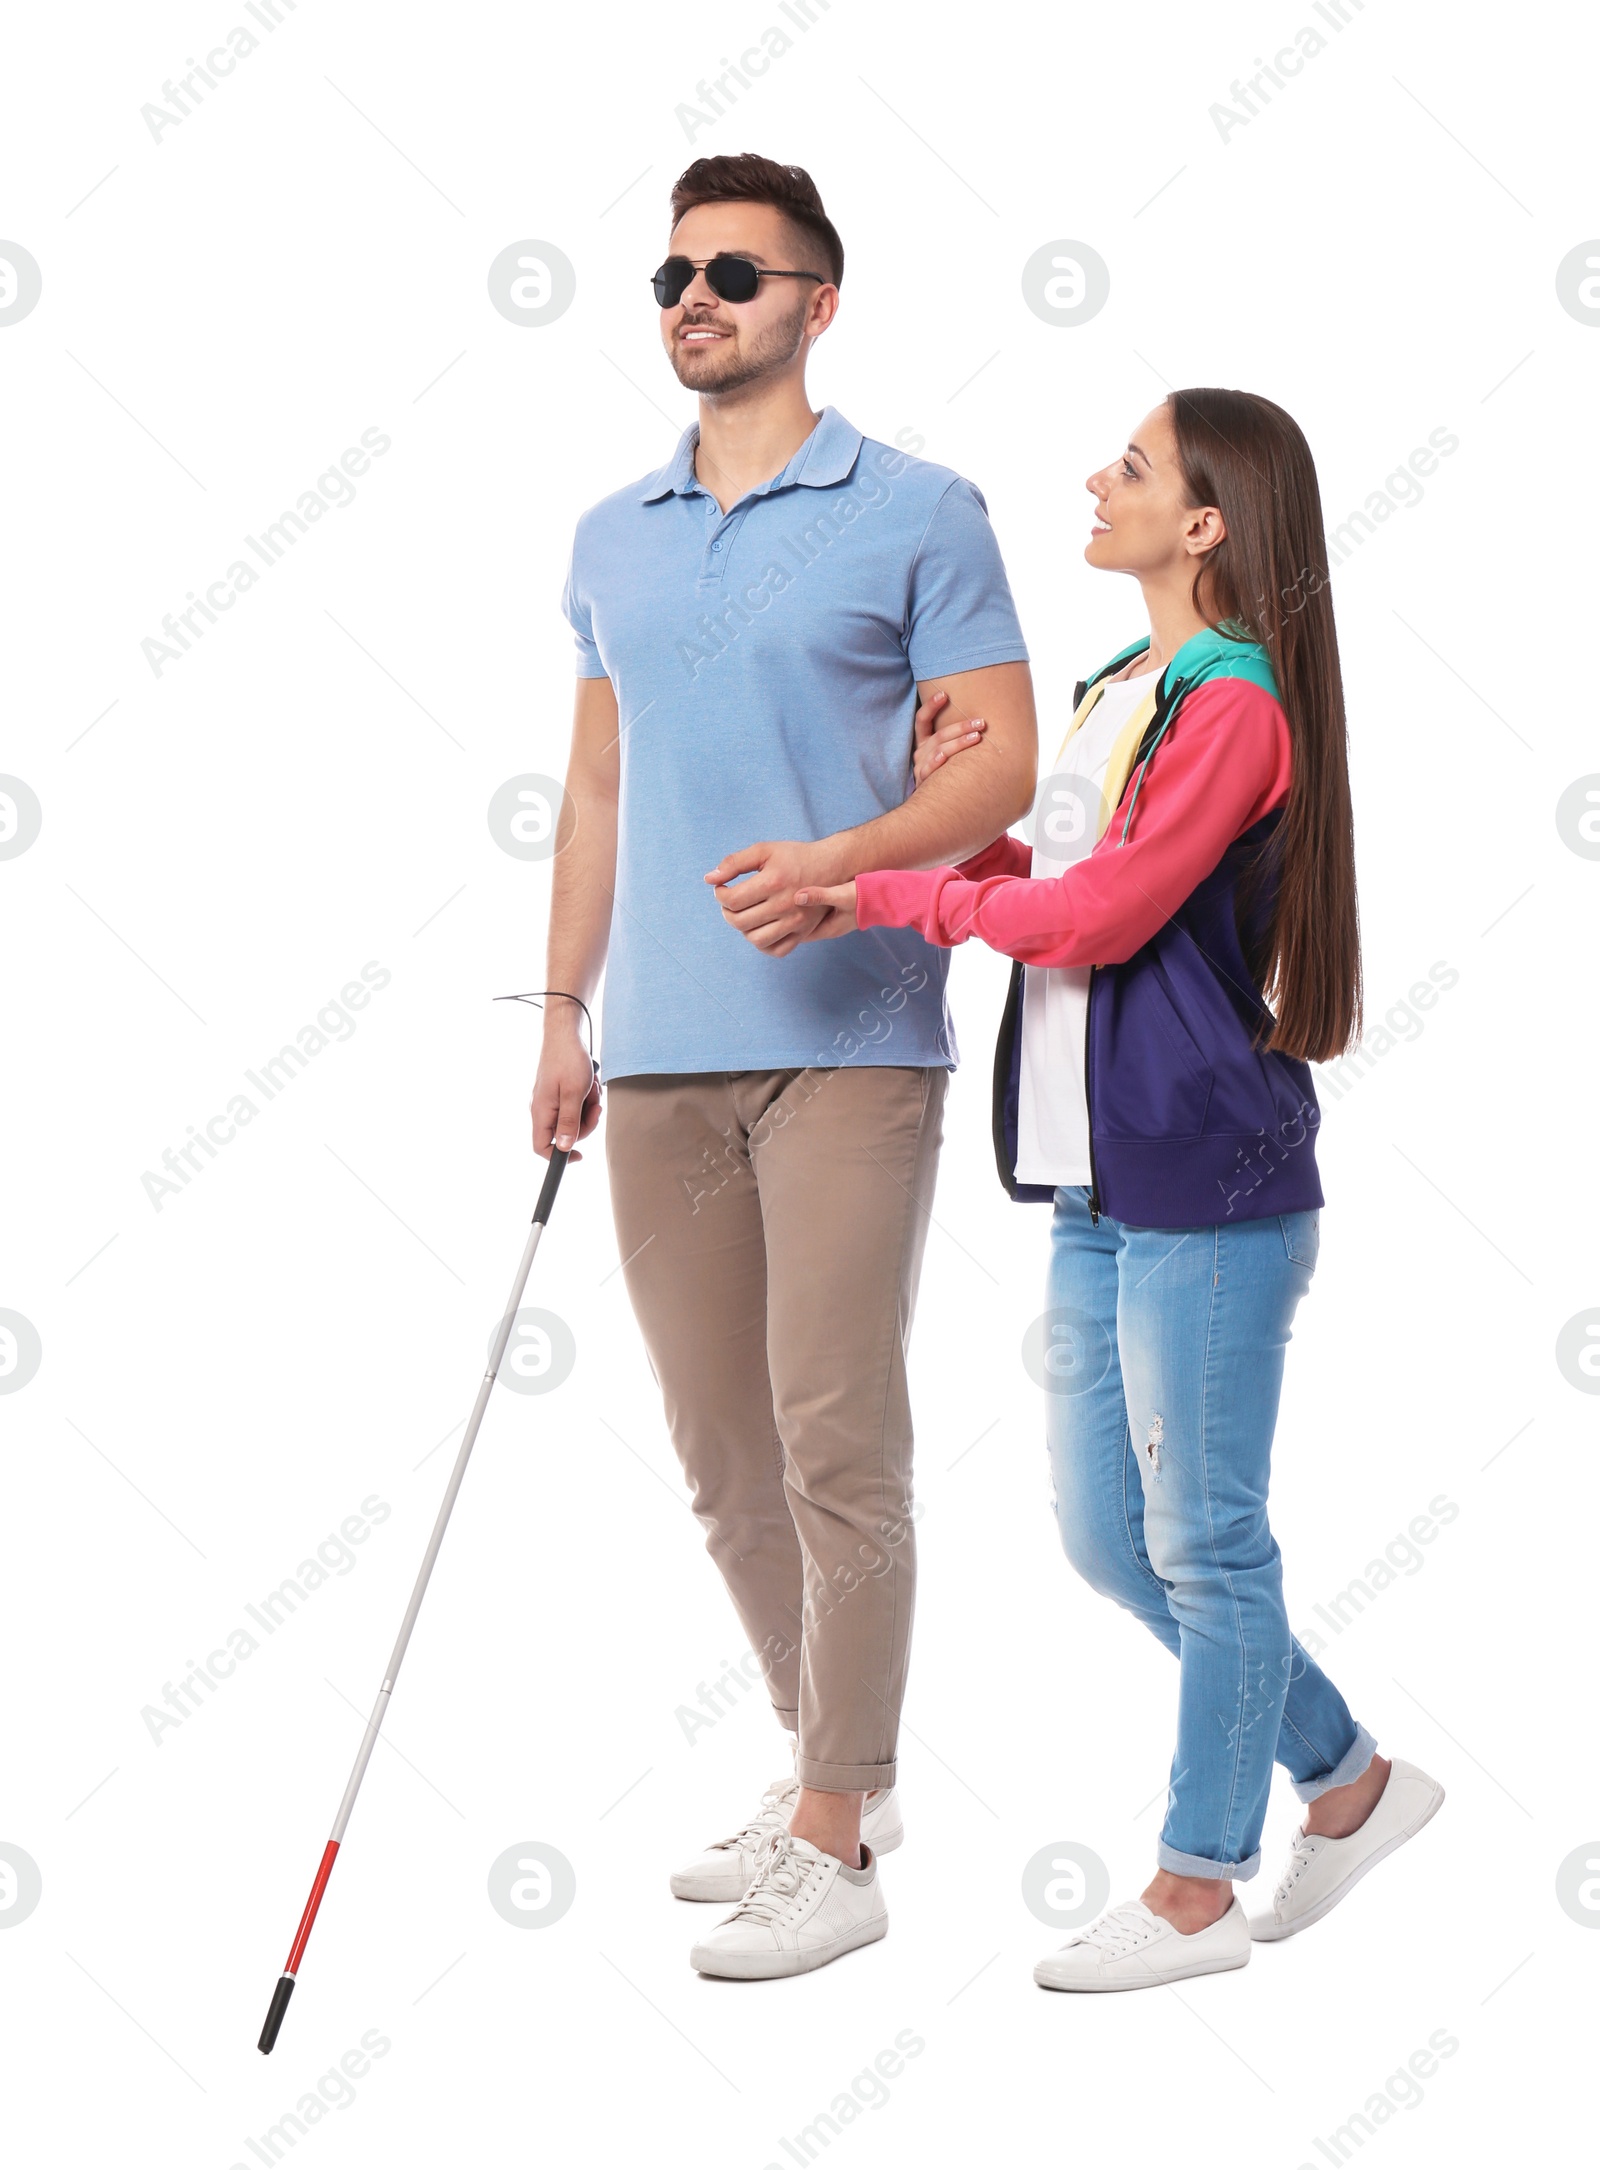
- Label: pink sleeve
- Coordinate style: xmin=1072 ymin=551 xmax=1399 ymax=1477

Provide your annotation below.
xmin=952 ymin=833 xmax=1032 ymax=880
xmin=854 ymin=680 xmax=1291 ymax=968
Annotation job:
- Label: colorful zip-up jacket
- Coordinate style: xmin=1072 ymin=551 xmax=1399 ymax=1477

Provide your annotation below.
xmin=854 ymin=623 xmax=1325 ymax=1226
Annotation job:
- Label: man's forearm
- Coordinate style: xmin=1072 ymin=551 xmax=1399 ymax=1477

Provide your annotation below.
xmin=543 ymin=675 xmax=621 ymax=1032
xmin=544 ymin=793 xmax=616 ymax=1029
xmin=824 ymin=736 xmax=1035 ymax=879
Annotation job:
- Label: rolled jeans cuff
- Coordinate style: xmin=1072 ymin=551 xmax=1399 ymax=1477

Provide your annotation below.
xmin=1291 ymin=1722 xmax=1378 ymax=1805
xmin=796 ymin=1755 xmax=896 ymax=1792
xmin=1156 ymin=1840 xmax=1261 ymax=1883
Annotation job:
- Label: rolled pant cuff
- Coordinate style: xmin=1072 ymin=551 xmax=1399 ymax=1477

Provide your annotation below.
xmin=795 ymin=1755 xmax=895 ymax=1792
xmin=1291 ymin=1722 xmax=1378 ymax=1805
xmin=1156 ymin=1840 xmax=1261 ymax=1882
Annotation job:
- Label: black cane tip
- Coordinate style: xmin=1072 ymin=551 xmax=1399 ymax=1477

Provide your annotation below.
xmin=258 ymin=1974 xmax=295 ymax=2054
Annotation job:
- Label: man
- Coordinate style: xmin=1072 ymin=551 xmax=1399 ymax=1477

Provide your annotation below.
xmin=532 ymin=152 xmax=1035 ymax=1979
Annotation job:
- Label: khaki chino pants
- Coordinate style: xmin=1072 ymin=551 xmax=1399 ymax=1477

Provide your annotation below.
xmin=604 ymin=1064 xmax=947 ymax=1791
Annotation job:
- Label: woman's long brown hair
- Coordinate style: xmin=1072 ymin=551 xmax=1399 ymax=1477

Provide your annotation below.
xmin=1167 ymin=388 xmax=1361 ymax=1061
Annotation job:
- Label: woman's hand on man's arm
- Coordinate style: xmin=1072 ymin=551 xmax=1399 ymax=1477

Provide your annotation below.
xmin=913 ymin=688 xmax=990 ymax=785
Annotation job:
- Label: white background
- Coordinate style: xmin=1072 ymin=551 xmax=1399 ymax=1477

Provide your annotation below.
xmin=3 ymin=1 xmax=1596 ymax=2162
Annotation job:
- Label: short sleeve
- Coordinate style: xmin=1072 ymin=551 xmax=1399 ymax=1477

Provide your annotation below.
xmin=560 ymin=527 xmax=609 ymax=680
xmin=904 ymin=479 xmax=1030 ymax=680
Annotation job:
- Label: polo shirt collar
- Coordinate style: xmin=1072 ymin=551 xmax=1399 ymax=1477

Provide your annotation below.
xmin=638 ymin=405 xmax=864 ymax=503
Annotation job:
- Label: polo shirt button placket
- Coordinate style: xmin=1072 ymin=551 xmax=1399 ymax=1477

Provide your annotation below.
xmin=702 ymin=507 xmax=744 ymax=589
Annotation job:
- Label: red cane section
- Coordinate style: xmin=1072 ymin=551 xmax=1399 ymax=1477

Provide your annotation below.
xmin=284 ymin=1840 xmax=341 ymax=1974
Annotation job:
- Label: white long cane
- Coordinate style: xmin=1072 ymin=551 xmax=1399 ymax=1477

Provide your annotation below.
xmin=258 ymin=998 xmax=592 ymax=2053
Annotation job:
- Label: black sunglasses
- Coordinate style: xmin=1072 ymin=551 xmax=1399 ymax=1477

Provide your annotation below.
xmin=651 ymin=254 xmax=824 ymax=308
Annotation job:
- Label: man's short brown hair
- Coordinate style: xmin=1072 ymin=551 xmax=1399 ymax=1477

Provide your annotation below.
xmin=669 ymin=154 xmax=844 ymax=288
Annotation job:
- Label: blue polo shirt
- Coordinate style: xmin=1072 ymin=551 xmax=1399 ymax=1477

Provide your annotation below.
xmin=560 ymin=406 xmax=1029 ymax=1079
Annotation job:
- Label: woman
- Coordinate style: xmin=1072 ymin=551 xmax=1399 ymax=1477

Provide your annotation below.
xmin=794 ymin=389 xmax=1445 ymax=1990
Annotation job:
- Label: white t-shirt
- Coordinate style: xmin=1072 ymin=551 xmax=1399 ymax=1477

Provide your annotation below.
xmin=1014 ymin=668 xmax=1162 ymax=1187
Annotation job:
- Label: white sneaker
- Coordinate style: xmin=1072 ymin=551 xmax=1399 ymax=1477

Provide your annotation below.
xmin=669 ymin=1777 xmax=799 ymax=1901
xmin=862 ymin=1785 xmax=903 ymax=1857
xmin=1034 ymin=1897 xmax=1251 ymax=1992
xmin=1250 ymin=1757 xmax=1445 ymax=1942
xmin=689 ymin=1832 xmax=888 ymax=1980
xmin=669 ymin=1780 xmax=903 ymax=1902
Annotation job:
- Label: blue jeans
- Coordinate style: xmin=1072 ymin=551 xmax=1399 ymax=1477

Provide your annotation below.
xmin=1044 ymin=1185 xmax=1376 ymax=1881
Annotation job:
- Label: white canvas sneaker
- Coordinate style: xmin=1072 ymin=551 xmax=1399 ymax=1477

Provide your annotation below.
xmin=689 ymin=1831 xmax=888 ymax=1980
xmin=1034 ymin=1897 xmax=1251 ymax=1992
xmin=1250 ymin=1757 xmax=1445 ymax=1942
xmin=669 ymin=1780 xmax=903 ymax=1902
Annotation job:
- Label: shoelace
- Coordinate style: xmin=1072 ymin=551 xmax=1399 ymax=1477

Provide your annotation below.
xmin=709 ymin=1778 xmax=799 ymax=1856
xmin=1072 ymin=1902 xmax=1159 ymax=1956
xmin=723 ymin=1832 xmax=818 ymax=1926
xmin=1275 ymin=1830 xmax=1321 ymax=1902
